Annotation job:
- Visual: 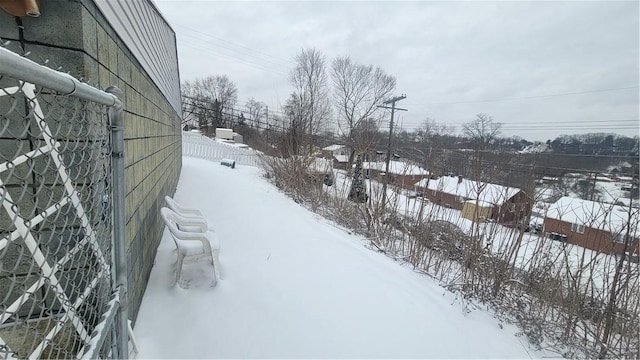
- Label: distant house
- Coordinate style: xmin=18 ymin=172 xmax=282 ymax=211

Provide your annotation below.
xmin=363 ymin=161 xmax=430 ymax=189
xmin=543 ymin=197 xmax=639 ymax=257
xmin=322 ymin=144 xmax=350 ymax=170
xmin=285 ymin=156 xmax=333 ymax=187
xmin=541 ymin=176 xmax=559 ymax=184
xmin=461 ymin=200 xmax=494 ymax=222
xmin=564 ymin=172 xmax=586 ymax=179
xmin=612 ymin=175 xmax=634 ymax=183
xmin=417 ymin=175 xmax=531 ymax=225
xmin=607 ymin=161 xmax=633 ymax=175
xmin=586 ymin=173 xmax=613 ymax=183
xmin=216 ymin=127 xmax=244 ymax=144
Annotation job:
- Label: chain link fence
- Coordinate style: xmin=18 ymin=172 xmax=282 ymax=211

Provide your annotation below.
xmin=0 ymin=47 xmax=127 ymax=358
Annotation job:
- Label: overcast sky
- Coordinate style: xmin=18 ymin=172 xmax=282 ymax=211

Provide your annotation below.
xmin=154 ymin=0 xmax=639 ymax=142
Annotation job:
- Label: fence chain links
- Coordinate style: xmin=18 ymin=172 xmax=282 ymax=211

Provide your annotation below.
xmin=0 ymin=69 xmax=115 ymax=358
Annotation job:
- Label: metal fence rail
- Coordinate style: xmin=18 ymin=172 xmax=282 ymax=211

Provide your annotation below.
xmin=0 ymin=47 xmax=127 ymax=358
xmin=182 ymin=131 xmax=261 ymax=167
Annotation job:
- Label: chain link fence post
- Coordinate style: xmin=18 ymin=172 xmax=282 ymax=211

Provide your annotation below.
xmin=106 ymin=86 xmax=128 ymax=359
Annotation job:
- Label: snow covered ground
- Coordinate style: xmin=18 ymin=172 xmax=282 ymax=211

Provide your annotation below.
xmin=596 ymin=180 xmax=636 ymax=207
xmin=134 ymin=157 xmax=539 ymax=358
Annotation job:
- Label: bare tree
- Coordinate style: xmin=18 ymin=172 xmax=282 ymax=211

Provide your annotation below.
xmin=180 ymin=80 xmax=200 ymax=129
xmin=331 ymin=56 xmax=396 ymax=157
xmin=351 ymin=118 xmax=382 ymax=155
xmin=285 ymin=48 xmax=332 ymax=155
xmin=181 ymin=80 xmax=218 ymax=134
xmin=180 ymin=75 xmax=239 ymax=134
xmin=415 ymin=118 xmax=455 ymax=170
xmin=463 ymin=113 xmax=502 ymax=150
xmin=195 ymin=75 xmax=238 ymax=129
xmin=462 ymin=113 xmax=503 ymax=181
xmin=245 ymin=97 xmax=266 ymax=129
xmin=282 ymin=93 xmax=308 ymax=155
xmin=419 ymin=118 xmax=454 ymax=140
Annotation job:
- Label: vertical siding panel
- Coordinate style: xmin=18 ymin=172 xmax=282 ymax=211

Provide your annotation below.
xmin=95 ymin=0 xmax=181 ymax=115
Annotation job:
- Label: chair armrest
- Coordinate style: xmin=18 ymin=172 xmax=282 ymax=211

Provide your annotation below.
xmin=170 ymin=226 xmax=209 ymax=241
xmin=180 ymin=208 xmax=204 ymax=217
xmin=165 ymin=196 xmax=204 ymax=217
xmin=173 ymin=212 xmax=208 ymax=232
xmin=171 ymin=228 xmax=219 ymax=252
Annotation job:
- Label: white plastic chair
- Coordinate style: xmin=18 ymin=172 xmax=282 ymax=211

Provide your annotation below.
xmin=165 ymin=195 xmax=213 ymax=232
xmin=160 ymin=207 xmax=220 ymax=286
xmin=165 ymin=195 xmax=205 ymax=219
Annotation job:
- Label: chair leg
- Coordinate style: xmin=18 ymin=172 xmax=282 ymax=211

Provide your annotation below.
xmin=175 ymin=253 xmax=185 ymax=286
xmin=211 ymin=261 xmax=218 ymax=286
xmin=212 ymin=250 xmax=221 ymax=280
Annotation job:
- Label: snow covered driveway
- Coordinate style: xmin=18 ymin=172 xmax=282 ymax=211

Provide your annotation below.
xmin=135 ymin=157 xmax=535 ymax=358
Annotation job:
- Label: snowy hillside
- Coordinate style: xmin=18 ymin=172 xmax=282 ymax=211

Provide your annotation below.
xmin=518 ymin=142 xmax=550 ymax=154
xmin=134 ymin=157 xmax=538 ymax=358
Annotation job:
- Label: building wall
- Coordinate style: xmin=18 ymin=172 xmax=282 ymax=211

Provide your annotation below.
xmin=422 ymin=189 xmax=463 ymax=210
xmin=93 ymin=0 xmax=181 ymax=115
xmin=332 ymin=159 xmax=350 ymax=170
xmin=543 ymin=218 xmax=640 ymax=256
xmin=461 ymin=202 xmax=493 ymax=222
xmin=420 ymin=187 xmax=530 ymax=225
xmin=0 ymin=0 xmax=182 ymax=321
xmin=494 ymin=191 xmax=531 ymax=226
xmin=367 ymin=169 xmax=428 ymax=190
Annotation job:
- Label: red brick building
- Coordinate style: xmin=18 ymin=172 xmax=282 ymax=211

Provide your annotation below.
xmin=543 ymin=197 xmax=640 ymax=256
xmin=363 ymin=161 xmax=430 ymax=189
xmin=415 ymin=176 xmax=531 ymax=225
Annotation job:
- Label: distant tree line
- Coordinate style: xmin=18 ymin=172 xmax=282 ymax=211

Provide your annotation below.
xmin=547 ymin=133 xmax=639 ymax=156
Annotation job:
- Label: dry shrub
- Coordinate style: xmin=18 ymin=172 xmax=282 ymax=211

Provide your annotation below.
xmin=260 ymin=155 xmax=639 ymax=359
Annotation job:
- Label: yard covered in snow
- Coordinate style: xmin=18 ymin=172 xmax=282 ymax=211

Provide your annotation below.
xmin=134 ymin=157 xmax=539 ymax=358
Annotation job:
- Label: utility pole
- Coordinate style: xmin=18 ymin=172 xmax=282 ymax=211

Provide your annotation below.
xmin=264 ymin=105 xmax=269 ymax=142
xmin=378 ymin=94 xmax=407 ymax=208
xmin=591 ymin=172 xmax=597 ymax=201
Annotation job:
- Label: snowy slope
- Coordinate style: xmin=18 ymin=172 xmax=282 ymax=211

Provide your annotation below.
xmin=134 ymin=157 xmax=537 ymax=358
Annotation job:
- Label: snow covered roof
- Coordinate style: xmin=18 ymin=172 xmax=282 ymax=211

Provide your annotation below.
xmin=546 ymin=197 xmax=638 ymax=235
xmin=334 ymin=154 xmax=349 ymax=163
xmin=414 ymin=178 xmax=431 ymax=188
xmin=322 ymin=144 xmax=345 ymax=151
xmin=518 ymin=143 xmax=549 ymax=154
xmin=423 ymin=176 xmax=522 ymax=206
xmin=595 ymin=176 xmax=612 ymax=182
xmin=608 ymin=162 xmax=633 ymax=171
xmin=362 ymin=161 xmax=428 ymax=176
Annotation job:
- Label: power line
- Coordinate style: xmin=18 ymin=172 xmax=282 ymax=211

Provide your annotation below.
xmin=405 ymin=85 xmax=639 ymax=106
xmin=404 ymin=127 xmax=640 ymax=133
xmin=173 ymin=23 xmax=294 ymax=66
xmin=182 ymin=95 xmax=288 ymax=118
xmin=403 ymin=118 xmax=639 ymax=126
xmin=178 ymin=38 xmax=288 ymax=76
xmin=398 ymin=118 xmax=639 ymax=132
